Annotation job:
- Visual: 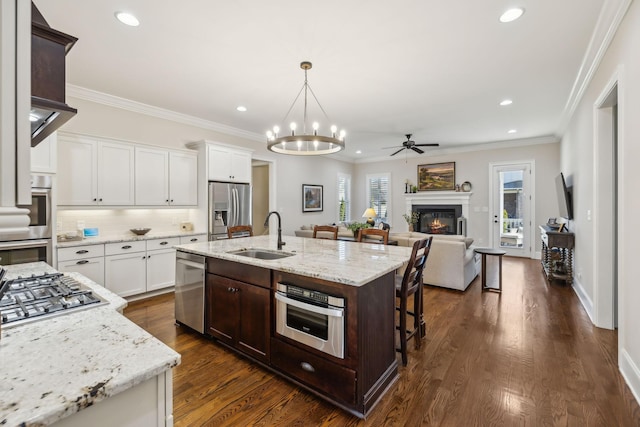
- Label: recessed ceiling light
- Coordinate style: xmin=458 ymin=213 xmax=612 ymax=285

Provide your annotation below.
xmin=500 ymin=8 xmax=524 ymax=23
xmin=355 ymin=150 xmax=362 ymax=154
xmin=115 ymin=12 xmax=140 ymax=27
xmin=500 ymin=99 xmax=513 ymax=106
xmin=236 ymin=106 xmax=247 ymax=112
xmin=508 ymin=129 xmax=517 ymax=134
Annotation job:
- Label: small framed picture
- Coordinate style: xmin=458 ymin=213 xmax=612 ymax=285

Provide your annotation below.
xmin=302 ymin=184 xmax=323 ymax=212
xmin=417 ymin=162 xmax=456 ymax=191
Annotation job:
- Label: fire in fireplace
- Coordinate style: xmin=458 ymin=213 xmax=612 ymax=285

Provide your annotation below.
xmin=414 ymin=204 xmax=462 ymax=235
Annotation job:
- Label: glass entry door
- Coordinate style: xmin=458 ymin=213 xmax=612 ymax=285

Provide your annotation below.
xmin=491 ymin=162 xmax=533 ymax=258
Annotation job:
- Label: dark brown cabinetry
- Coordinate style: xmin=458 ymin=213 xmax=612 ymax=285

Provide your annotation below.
xmin=206 ymin=259 xmax=271 ymax=363
xmin=203 ymin=257 xmax=398 ymax=418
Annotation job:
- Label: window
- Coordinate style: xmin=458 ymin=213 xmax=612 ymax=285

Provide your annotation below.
xmin=366 ymin=173 xmax=390 ymax=223
xmin=337 ymin=173 xmax=351 ymax=222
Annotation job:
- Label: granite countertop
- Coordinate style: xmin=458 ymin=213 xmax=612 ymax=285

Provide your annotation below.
xmin=0 ymin=262 xmax=181 ymax=426
xmin=56 ymin=230 xmax=206 ymax=248
xmin=175 ymin=235 xmax=413 ymax=286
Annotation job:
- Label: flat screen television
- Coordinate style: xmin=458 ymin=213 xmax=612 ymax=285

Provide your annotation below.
xmin=555 ymin=172 xmax=573 ymax=220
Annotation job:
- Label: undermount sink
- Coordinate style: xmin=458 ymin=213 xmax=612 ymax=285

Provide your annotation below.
xmin=227 ymin=248 xmax=295 ymax=260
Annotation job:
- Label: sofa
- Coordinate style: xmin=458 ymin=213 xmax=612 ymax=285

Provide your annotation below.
xmin=391 ymin=232 xmax=480 ymax=291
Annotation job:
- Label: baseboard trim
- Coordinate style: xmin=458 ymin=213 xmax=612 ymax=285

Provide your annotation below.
xmin=620 ymin=349 xmax=640 ymax=407
xmin=572 ymin=277 xmax=594 ymax=324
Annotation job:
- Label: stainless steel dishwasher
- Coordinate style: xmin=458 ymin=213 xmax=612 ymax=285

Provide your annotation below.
xmin=175 ymin=251 xmax=205 ymax=333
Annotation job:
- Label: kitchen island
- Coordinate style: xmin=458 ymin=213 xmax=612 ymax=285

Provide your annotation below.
xmin=175 ymin=235 xmax=413 ymax=418
xmin=0 ymin=262 xmax=180 ymax=427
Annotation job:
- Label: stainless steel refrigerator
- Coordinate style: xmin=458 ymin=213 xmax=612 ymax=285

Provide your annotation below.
xmin=208 ymin=181 xmax=252 ymax=240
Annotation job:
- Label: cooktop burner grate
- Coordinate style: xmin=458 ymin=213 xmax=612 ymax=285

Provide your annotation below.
xmin=0 ymin=272 xmax=106 ymax=326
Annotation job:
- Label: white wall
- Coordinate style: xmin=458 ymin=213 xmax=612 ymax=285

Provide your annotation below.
xmin=560 ymin=0 xmax=640 ymax=400
xmin=354 ymin=141 xmax=560 ymax=251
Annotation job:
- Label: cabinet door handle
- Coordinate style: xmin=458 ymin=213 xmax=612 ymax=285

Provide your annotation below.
xmin=190 ymin=238 xmax=197 ymax=242
xmin=300 ymin=362 xmax=315 ymax=373
xmin=99 ymin=198 xmax=103 ymax=202
xmin=160 ymin=241 xmax=168 ymax=245
xmin=166 ymin=199 xmax=169 ymax=203
xmin=122 ymin=245 xmax=132 ymax=249
xmin=93 ymin=198 xmax=97 ymax=202
xmin=170 ymin=199 xmax=174 ymax=203
xmin=76 ymin=260 xmax=89 ymax=265
xmin=76 ymin=250 xmax=89 ymax=254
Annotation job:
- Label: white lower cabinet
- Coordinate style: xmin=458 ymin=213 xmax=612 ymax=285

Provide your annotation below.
xmin=57 ymin=244 xmax=106 ymax=285
xmin=145 ymin=237 xmax=180 ymax=292
xmin=59 ymin=236 xmax=197 ymax=298
xmin=105 ymin=241 xmax=147 ymax=297
xmin=58 ymin=257 xmax=105 ymax=285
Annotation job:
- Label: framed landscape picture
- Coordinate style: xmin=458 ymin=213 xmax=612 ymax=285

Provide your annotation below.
xmin=417 ymin=162 xmax=456 ymax=191
xmin=302 ymin=184 xmax=323 ymax=212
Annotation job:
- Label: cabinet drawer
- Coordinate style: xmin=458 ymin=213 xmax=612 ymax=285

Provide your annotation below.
xmin=541 ymin=232 xmax=548 ymax=246
xmin=146 ymin=237 xmax=180 ymax=251
xmin=58 ymin=257 xmax=105 ymax=285
xmin=179 ymin=234 xmax=207 ymax=244
xmin=271 ymin=338 xmax=356 ymax=405
xmin=58 ymin=244 xmax=105 ymax=261
xmin=105 ymin=240 xmax=146 ymax=255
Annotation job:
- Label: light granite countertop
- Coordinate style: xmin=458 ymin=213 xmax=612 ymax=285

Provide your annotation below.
xmin=0 ymin=262 xmax=181 ymax=427
xmin=175 ymin=234 xmax=413 ymax=286
xmin=56 ymin=230 xmax=206 ymax=248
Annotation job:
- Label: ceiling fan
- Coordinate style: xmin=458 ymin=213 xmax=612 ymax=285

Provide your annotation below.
xmin=384 ymin=134 xmax=439 ymax=156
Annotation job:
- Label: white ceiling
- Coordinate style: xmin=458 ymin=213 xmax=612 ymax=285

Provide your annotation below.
xmin=35 ymin=0 xmax=609 ymax=161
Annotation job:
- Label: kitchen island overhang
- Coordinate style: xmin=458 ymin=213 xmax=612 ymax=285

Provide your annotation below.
xmin=176 ymin=235 xmax=413 ymax=418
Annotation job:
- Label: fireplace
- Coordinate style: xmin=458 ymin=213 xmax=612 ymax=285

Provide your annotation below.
xmin=405 ymin=191 xmax=472 ymax=236
xmin=414 ymin=204 xmax=462 ymax=235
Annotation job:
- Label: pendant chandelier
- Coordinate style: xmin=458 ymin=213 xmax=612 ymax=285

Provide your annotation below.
xmin=266 ymin=61 xmax=345 ymax=155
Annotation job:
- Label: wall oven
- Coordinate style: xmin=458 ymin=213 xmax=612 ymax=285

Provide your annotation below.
xmin=275 ymin=283 xmax=345 ymax=359
xmin=0 ymin=175 xmax=52 ymax=266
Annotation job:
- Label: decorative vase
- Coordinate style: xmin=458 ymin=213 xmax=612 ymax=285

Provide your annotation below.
xmin=408 ymin=224 xmax=414 ymax=232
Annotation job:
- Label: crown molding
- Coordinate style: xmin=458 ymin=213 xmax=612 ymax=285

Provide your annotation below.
xmin=66 ymin=84 xmax=265 ymax=143
xmin=353 ymin=135 xmax=559 ymax=164
xmin=557 ymin=0 xmax=633 ymax=134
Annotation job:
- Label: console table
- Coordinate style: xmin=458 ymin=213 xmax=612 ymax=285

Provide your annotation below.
xmin=539 ymin=225 xmax=575 ymax=285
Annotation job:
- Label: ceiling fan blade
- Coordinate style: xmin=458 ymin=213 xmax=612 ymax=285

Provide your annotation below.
xmin=411 ymin=147 xmax=424 ymax=154
xmin=382 ymin=145 xmax=402 ymax=149
xmin=414 ymin=143 xmax=440 ymax=147
xmin=390 ymin=148 xmax=406 ymax=156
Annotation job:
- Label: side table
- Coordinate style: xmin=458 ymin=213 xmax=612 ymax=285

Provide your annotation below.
xmin=474 ymin=247 xmax=506 ymax=293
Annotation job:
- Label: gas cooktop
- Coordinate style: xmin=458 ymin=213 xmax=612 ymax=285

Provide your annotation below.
xmin=0 ymin=272 xmax=106 ymax=326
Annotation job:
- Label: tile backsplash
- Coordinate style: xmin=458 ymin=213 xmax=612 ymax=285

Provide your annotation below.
xmin=57 ymin=209 xmax=198 ymax=237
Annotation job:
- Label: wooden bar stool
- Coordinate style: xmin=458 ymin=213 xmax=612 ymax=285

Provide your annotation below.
xmin=312 ymin=225 xmax=338 ymax=240
xmin=227 ymin=225 xmax=253 ymax=239
xmin=395 ymin=236 xmax=432 ymax=366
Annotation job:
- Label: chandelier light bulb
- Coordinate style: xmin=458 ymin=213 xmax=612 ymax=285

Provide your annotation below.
xmin=297 ymin=140 xmax=302 ymax=149
xmin=313 ymin=140 xmax=319 ymax=148
xmin=266 ymin=130 xmax=273 ymax=140
xmin=313 ymin=122 xmax=319 ymax=135
xmin=339 ymin=130 xmax=346 ymax=140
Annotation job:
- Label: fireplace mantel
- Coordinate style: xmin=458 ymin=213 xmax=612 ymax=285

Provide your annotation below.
xmin=405 ymin=191 xmax=473 ymax=234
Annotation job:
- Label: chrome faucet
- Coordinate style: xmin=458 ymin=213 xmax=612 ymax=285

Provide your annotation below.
xmin=264 ymin=211 xmax=285 ymax=250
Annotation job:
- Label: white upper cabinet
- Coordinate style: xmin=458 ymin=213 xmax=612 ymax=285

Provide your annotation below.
xmin=207 ymin=144 xmax=252 ymax=183
xmin=58 ymin=135 xmax=134 ymax=206
xmin=58 ymin=133 xmax=197 ymax=207
xmin=135 ymin=146 xmax=169 ymax=205
xmin=31 ymin=133 xmax=57 ymax=173
xmin=135 ymin=147 xmax=197 ymax=206
xmin=58 ymin=135 xmax=98 ymax=205
xmin=168 ymin=151 xmax=198 ymax=205
xmin=98 ymin=141 xmax=135 ymax=205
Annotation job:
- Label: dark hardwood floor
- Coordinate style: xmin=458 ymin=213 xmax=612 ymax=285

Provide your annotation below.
xmin=124 ymin=257 xmax=640 ymax=426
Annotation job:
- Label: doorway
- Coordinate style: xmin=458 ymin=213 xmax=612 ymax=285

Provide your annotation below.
xmin=489 ymin=161 xmax=534 ymax=258
xmin=251 ymin=160 xmax=271 ymax=236
xmin=594 ymin=79 xmax=619 ymax=330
